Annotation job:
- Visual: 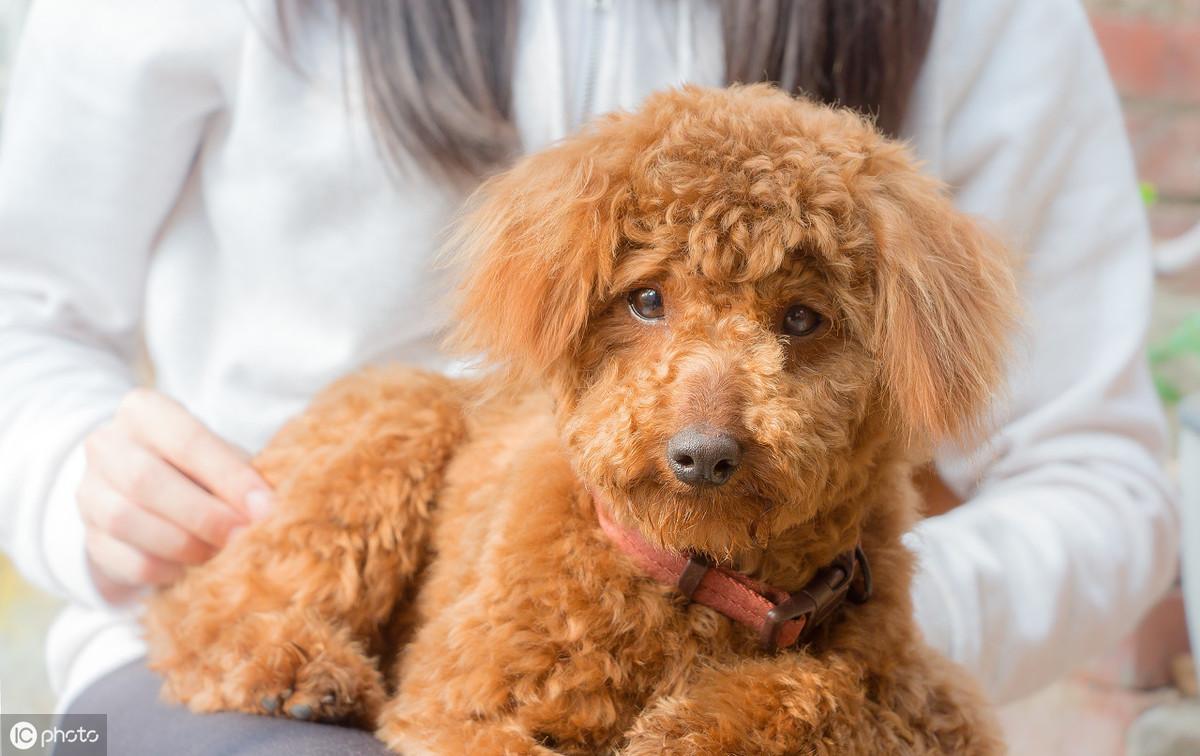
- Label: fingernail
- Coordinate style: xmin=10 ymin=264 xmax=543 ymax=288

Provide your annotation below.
xmin=245 ymin=489 xmax=274 ymax=521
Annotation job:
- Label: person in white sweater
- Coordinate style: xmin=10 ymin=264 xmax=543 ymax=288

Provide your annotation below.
xmin=0 ymin=0 xmax=1178 ymax=750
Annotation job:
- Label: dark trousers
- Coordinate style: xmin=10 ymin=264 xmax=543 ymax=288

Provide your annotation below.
xmin=62 ymin=660 xmax=390 ymax=756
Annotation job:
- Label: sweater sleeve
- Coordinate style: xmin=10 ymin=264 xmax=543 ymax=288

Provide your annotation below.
xmin=0 ymin=0 xmax=241 ymax=606
xmin=905 ymin=0 xmax=1179 ymax=702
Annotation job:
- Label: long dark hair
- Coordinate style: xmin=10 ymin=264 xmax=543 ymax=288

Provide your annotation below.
xmin=297 ymin=1 xmax=937 ymax=181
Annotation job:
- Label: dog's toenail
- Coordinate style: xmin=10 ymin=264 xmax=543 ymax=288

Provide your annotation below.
xmin=320 ymin=693 xmax=336 ymax=705
xmin=281 ymin=688 xmax=293 ymax=700
xmin=261 ymin=696 xmax=279 ymax=712
xmin=288 ymin=703 xmax=313 ymax=720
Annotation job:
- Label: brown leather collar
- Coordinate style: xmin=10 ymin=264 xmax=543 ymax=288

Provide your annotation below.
xmin=592 ymin=490 xmax=871 ymax=652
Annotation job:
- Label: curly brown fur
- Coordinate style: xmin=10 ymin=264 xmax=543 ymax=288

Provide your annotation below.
xmin=144 ymin=368 xmax=467 ymax=726
xmin=145 ymin=84 xmax=1016 ymax=754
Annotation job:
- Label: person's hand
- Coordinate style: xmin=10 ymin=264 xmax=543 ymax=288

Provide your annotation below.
xmin=79 ymin=388 xmax=274 ymax=603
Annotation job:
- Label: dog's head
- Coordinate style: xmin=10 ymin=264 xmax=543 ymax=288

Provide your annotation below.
xmin=449 ymin=85 xmax=1017 ymax=557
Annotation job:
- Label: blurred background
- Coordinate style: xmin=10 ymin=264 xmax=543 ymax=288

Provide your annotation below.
xmin=0 ymin=0 xmax=1198 ymax=752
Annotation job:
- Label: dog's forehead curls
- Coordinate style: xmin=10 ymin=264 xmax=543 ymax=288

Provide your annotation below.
xmin=449 ymin=83 xmax=1017 ymax=552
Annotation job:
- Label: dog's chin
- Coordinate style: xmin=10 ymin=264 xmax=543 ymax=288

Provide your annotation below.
xmin=602 ymin=475 xmax=780 ymax=558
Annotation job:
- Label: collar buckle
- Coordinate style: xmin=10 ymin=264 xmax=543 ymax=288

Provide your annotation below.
xmin=759 ymin=549 xmax=863 ymax=653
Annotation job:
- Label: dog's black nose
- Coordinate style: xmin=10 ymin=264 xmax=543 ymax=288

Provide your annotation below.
xmin=667 ymin=425 xmax=742 ymax=487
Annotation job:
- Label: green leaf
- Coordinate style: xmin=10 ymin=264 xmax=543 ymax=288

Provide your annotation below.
xmin=1140 ymin=181 xmax=1159 ymax=207
xmin=1155 ymin=373 xmax=1182 ymax=405
xmin=1150 ymin=314 xmax=1200 ymax=364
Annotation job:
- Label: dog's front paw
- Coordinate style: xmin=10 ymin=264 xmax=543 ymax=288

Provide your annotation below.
xmin=154 ymin=607 xmax=385 ymax=727
xmin=222 ymin=610 xmax=386 ymax=726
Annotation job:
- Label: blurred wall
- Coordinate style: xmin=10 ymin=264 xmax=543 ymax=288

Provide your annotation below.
xmin=1086 ymin=0 xmax=1200 ymax=239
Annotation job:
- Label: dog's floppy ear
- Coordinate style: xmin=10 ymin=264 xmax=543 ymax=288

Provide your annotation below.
xmin=446 ymin=136 xmax=623 ymax=379
xmin=861 ymin=146 xmax=1019 ymax=442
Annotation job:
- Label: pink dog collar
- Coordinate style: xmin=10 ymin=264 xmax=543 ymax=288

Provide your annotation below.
xmin=592 ymin=491 xmax=871 ymax=652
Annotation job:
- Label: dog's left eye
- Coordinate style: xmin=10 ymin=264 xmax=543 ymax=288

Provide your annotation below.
xmin=782 ymin=304 xmax=824 ymax=337
xmin=628 ymin=287 xmax=665 ymax=321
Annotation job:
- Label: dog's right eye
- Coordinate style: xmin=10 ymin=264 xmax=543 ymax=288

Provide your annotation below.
xmin=782 ymin=304 xmax=825 ymax=337
xmin=628 ymin=288 xmax=665 ymax=321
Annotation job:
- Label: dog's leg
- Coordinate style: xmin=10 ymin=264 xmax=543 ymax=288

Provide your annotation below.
xmin=378 ymin=715 xmax=560 ymax=756
xmin=618 ymin=647 xmax=1003 ymax=756
xmin=374 ymin=595 xmax=567 ymax=755
xmin=374 ymin=561 xmax=598 ymax=754
xmin=888 ymin=646 xmax=1006 ymax=755
xmin=376 ymin=645 xmax=594 ymax=756
xmin=374 ymin=466 xmax=677 ymax=755
xmin=143 ymin=367 xmax=468 ymax=727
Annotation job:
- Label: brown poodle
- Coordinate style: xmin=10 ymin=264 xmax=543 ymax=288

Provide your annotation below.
xmin=143 ymin=84 xmax=1017 ymax=754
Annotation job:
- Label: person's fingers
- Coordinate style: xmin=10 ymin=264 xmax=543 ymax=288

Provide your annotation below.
xmin=78 ymin=480 xmax=215 ymax=566
xmin=116 ymin=389 xmax=274 ymax=519
xmin=85 ymin=556 xmax=140 ymax=605
xmin=88 ymin=431 xmax=247 ymax=548
xmin=84 ymin=529 xmax=183 ymax=588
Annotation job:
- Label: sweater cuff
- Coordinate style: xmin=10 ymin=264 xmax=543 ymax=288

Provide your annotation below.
xmin=41 ymin=442 xmax=107 ymax=609
xmin=904 ymin=519 xmax=966 ymax=664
